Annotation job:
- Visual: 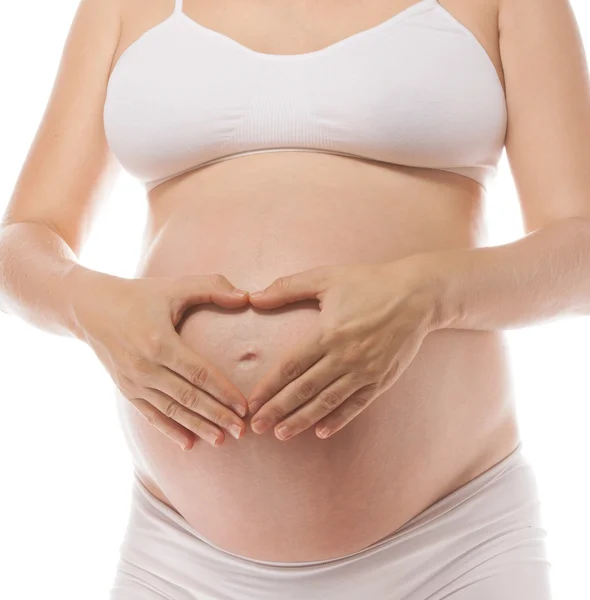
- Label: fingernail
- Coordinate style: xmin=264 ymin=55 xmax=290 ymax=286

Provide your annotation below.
xmin=229 ymin=424 xmax=242 ymax=440
xmin=276 ymin=425 xmax=291 ymax=440
xmin=251 ymin=419 xmax=269 ymax=434
xmin=249 ymin=290 xmax=263 ymax=298
xmin=232 ymin=403 xmax=247 ymax=417
xmin=232 ymin=289 xmax=248 ymax=297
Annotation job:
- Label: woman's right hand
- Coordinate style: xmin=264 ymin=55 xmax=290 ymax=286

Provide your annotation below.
xmin=69 ymin=268 xmax=250 ymax=451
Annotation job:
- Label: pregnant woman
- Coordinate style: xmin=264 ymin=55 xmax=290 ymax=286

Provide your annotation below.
xmin=1 ymin=0 xmax=589 ymax=597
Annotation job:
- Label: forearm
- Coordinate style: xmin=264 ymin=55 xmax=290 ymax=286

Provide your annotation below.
xmin=0 ymin=221 xmax=111 ymax=340
xmin=413 ymin=216 xmax=590 ymax=331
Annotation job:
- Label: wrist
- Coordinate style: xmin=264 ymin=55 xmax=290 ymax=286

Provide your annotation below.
xmin=63 ymin=264 xmax=120 ymax=342
xmin=396 ymin=251 xmax=456 ymax=332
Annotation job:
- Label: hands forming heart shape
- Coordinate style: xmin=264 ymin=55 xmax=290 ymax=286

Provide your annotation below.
xmin=76 ymin=254 xmax=441 ymax=451
xmin=243 ymin=257 xmax=441 ymax=442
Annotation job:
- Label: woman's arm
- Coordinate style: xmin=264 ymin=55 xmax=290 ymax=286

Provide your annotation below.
xmin=414 ymin=216 xmax=590 ymax=331
xmin=421 ymin=0 xmax=590 ymax=332
xmin=0 ymin=222 xmax=111 ymax=339
xmin=0 ymin=0 xmax=122 ymax=337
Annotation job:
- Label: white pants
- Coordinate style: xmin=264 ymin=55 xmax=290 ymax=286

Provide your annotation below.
xmin=109 ymin=442 xmax=553 ymax=599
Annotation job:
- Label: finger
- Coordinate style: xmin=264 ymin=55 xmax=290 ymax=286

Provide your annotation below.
xmin=314 ymin=383 xmax=380 ymax=439
xmin=169 ymin=274 xmax=249 ymax=322
xmin=249 ymin=356 xmax=342 ymax=434
xmin=272 ymin=374 xmax=364 ymax=441
xmin=248 ymin=267 xmax=329 ymax=308
xmin=160 ymin=334 xmax=249 ymax=418
xmin=247 ymin=327 xmax=326 ymax=414
xmin=151 ymin=366 xmax=245 ymax=440
xmin=141 ymin=387 xmax=226 ymax=448
xmin=127 ymin=396 xmax=197 ymax=450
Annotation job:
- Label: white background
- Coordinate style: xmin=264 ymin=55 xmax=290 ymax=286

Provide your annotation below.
xmin=0 ymin=1 xmax=588 ymax=598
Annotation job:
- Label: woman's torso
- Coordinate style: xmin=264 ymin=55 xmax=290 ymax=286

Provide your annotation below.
xmin=109 ymin=0 xmax=521 ymax=562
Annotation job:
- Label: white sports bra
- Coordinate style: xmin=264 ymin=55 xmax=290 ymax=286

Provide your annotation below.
xmin=103 ymin=0 xmax=507 ymax=193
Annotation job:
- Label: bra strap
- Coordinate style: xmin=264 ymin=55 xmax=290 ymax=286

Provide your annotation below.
xmin=174 ymin=0 xmax=183 ymax=13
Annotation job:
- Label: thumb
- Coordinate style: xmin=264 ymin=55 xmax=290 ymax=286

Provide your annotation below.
xmin=248 ymin=267 xmax=327 ymax=308
xmin=170 ymin=274 xmax=249 ymax=317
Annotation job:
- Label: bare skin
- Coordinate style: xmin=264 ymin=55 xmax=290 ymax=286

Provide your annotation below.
xmin=110 ymin=0 xmax=520 ymax=562
xmin=4 ymin=0 xmax=587 ymax=565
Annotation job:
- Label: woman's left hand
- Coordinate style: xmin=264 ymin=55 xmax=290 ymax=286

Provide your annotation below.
xmin=247 ymin=258 xmax=441 ymax=440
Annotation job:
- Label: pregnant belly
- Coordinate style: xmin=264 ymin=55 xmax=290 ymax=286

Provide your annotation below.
xmin=116 ymin=177 xmax=519 ymax=562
